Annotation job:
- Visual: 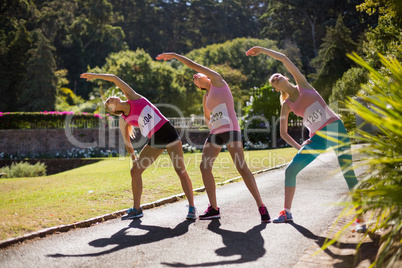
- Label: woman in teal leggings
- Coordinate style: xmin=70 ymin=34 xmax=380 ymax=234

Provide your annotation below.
xmin=246 ymin=46 xmax=365 ymax=231
xmin=286 ymin=120 xmax=357 ymax=190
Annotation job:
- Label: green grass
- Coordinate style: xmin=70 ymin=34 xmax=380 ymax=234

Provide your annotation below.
xmin=0 ymin=148 xmax=296 ymax=240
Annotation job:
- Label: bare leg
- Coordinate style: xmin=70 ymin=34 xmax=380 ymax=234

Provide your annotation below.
xmin=284 ymin=186 xmax=296 ymax=210
xmin=130 ymin=145 xmax=164 ymax=209
xmin=227 ymin=141 xmax=265 ymax=208
xmin=200 ymin=142 xmax=222 ymax=210
xmin=166 ymin=140 xmax=194 ymax=207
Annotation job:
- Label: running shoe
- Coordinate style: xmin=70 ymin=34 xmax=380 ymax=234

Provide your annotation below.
xmin=199 ymin=205 xmax=220 ymax=220
xmin=353 ymin=219 xmax=367 ymax=233
xmin=121 ymin=207 xmax=143 ymax=220
xmin=259 ymin=206 xmax=271 ymax=223
xmin=273 ymin=210 xmax=293 ymax=223
xmin=186 ymin=206 xmax=197 ymax=220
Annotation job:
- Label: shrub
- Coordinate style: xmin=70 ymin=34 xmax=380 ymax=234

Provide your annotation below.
xmin=0 ymin=111 xmax=107 ymax=130
xmin=322 ymin=53 xmax=402 ymax=267
xmin=0 ymin=162 xmax=47 ymax=178
xmin=328 ymin=67 xmax=368 ymax=131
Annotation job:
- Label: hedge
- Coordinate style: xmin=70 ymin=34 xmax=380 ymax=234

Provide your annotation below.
xmin=0 ymin=111 xmax=108 ymax=130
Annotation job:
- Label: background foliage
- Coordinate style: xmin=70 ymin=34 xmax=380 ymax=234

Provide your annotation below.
xmin=0 ymin=0 xmax=401 ymax=127
xmin=1 ymin=0 xmax=396 ymax=118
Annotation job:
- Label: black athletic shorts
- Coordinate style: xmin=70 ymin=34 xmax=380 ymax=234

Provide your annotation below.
xmin=148 ymin=122 xmax=180 ymax=149
xmin=206 ymin=131 xmax=242 ymax=146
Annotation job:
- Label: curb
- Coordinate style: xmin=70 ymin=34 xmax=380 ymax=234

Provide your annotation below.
xmin=0 ymin=163 xmax=289 ymax=249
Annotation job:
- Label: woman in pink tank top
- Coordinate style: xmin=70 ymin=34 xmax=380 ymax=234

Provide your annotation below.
xmin=157 ymin=53 xmax=270 ymax=223
xmin=80 ymin=73 xmax=196 ymax=220
xmin=246 ymin=47 xmax=365 ymax=232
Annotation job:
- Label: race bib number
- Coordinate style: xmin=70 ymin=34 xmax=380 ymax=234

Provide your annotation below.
xmin=139 ymin=105 xmax=162 ymax=137
xmin=210 ymin=103 xmax=230 ymax=129
xmin=303 ymin=101 xmax=328 ymax=133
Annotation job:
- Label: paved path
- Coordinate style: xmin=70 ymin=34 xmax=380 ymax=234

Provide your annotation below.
xmin=0 ymin=151 xmax=367 ymax=267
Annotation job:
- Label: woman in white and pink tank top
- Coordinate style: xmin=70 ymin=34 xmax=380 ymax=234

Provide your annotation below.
xmin=80 ymin=73 xmax=195 ymax=220
xmin=157 ymin=53 xmax=270 ymax=223
xmin=283 ymin=85 xmax=339 ymax=138
xmin=204 ymin=81 xmax=241 ymax=134
xmin=247 ymin=47 xmax=365 ymax=231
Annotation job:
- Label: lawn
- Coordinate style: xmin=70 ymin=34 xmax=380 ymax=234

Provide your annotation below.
xmin=0 ymin=148 xmax=296 ymax=240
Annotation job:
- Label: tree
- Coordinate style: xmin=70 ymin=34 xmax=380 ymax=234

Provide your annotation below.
xmin=60 ymin=0 xmax=126 ymax=97
xmin=185 ymin=38 xmax=280 ymax=89
xmin=243 ymin=83 xmax=281 ymax=122
xmin=328 ymin=67 xmax=368 ymax=130
xmin=87 ymin=49 xmax=194 ymax=116
xmin=19 ymin=30 xmax=57 ymax=111
xmin=259 ymin=0 xmax=376 ymax=76
xmin=311 ymin=15 xmax=357 ymax=101
xmin=0 ymin=24 xmax=32 ymax=111
xmin=0 ymin=0 xmax=34 ymax=111
xmin=362 ymin=15 xmax=402 ymax=68
xmin=241 ymin=83 xmax=282 ymax=147
xmin=259 ymin=0 xmax=336 ymax=73
xmin=108 ymin=0 xmax=154 ymax=55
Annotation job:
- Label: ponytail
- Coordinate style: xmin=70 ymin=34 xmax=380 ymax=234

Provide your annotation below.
xmin=127 ymin=125 xmax=135 ymax=139
xmin=280 ymin=91 xmax=289 ymax=105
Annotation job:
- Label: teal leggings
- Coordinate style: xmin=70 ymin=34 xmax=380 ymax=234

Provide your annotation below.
xmin=285 ymin=120 xmax=358 ymax=189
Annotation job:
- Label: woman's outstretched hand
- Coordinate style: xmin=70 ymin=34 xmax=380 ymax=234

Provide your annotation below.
xmin=301 ymin=139 xmax=313 ymax=147
xmin=80 ymin=73 xmax=96 ymax=81
xmin=156 ymin=53 xmax=176 ymax=61
xmin=246 ymin=46 xmax=263 ymax=57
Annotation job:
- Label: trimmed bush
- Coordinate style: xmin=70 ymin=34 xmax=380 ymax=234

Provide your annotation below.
xmin=0 ymin=162 xmax=47 ymax=178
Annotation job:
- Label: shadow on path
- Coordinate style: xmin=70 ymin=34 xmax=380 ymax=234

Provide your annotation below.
xmin=162 ymin=220 xmax=267 ymax=267
xmin=290 ymin=222 xmax=378 ymax=267
xmin=48 ymin=220 xmax=192 ymax=258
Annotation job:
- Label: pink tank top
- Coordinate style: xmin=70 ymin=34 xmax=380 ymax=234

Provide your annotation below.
xmin=284 ymin=86 xmax=339 ymax=137
xmin=204 ymin=82 xmax=241 ymax=134
xmin=122 ymin=98 xmax=168 ymax=138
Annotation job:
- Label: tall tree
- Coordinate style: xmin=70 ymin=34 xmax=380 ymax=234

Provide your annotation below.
xmin=60 ymin=0 xmax=125 ymax=97
xmin=358 ymin=0 xmax=402 ymax=66
xmin=0 ymin=25 xmax=32 ymax=111
xmin=259 ymin=0 xmax=375 ymax=75
xmin=0 ymin=0 xmax=34 ymax=111
xmin=112 ymin=0 xmax=163 ymax=55
xmin=311 ymin=16 xmax=357 ymax=101
xmin=19 ymin=30 xmax=57 ymax=111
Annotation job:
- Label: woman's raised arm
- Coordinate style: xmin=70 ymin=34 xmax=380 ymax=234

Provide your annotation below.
xmin=246 ymin=47 xmax=312 ymax=89
xmin=80 ymin=73 xmax=141 ymax=100
xmin=156 ymin=53 xmax=225 ymax=88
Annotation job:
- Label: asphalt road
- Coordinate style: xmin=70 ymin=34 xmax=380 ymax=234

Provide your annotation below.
xmin=0 ymin=151 xmax=365 ymax=268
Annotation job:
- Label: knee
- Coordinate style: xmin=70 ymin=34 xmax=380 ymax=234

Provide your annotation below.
xmin=131 ymin=160 xmax=145 ymax=177
xmin=200 ymin=161 xmax=213 ymax=174
xmin=285 ymin=167 xmax=297 ymax=187
xmin=234 ymin=160 xmax=249 ymax=175
xmin=174 ymin=165 xmax=187 ymax=177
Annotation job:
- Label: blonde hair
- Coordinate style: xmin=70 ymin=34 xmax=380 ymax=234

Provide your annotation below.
xmin=279 ymin=91 xmax=289 ymax=105
xmin=269 ymin=73 xmax=289 ymax=105
xmin=104 ymin=97 xmax=122 ymax=115
xmin=105 ymin=97 xmax=135 ymax=139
